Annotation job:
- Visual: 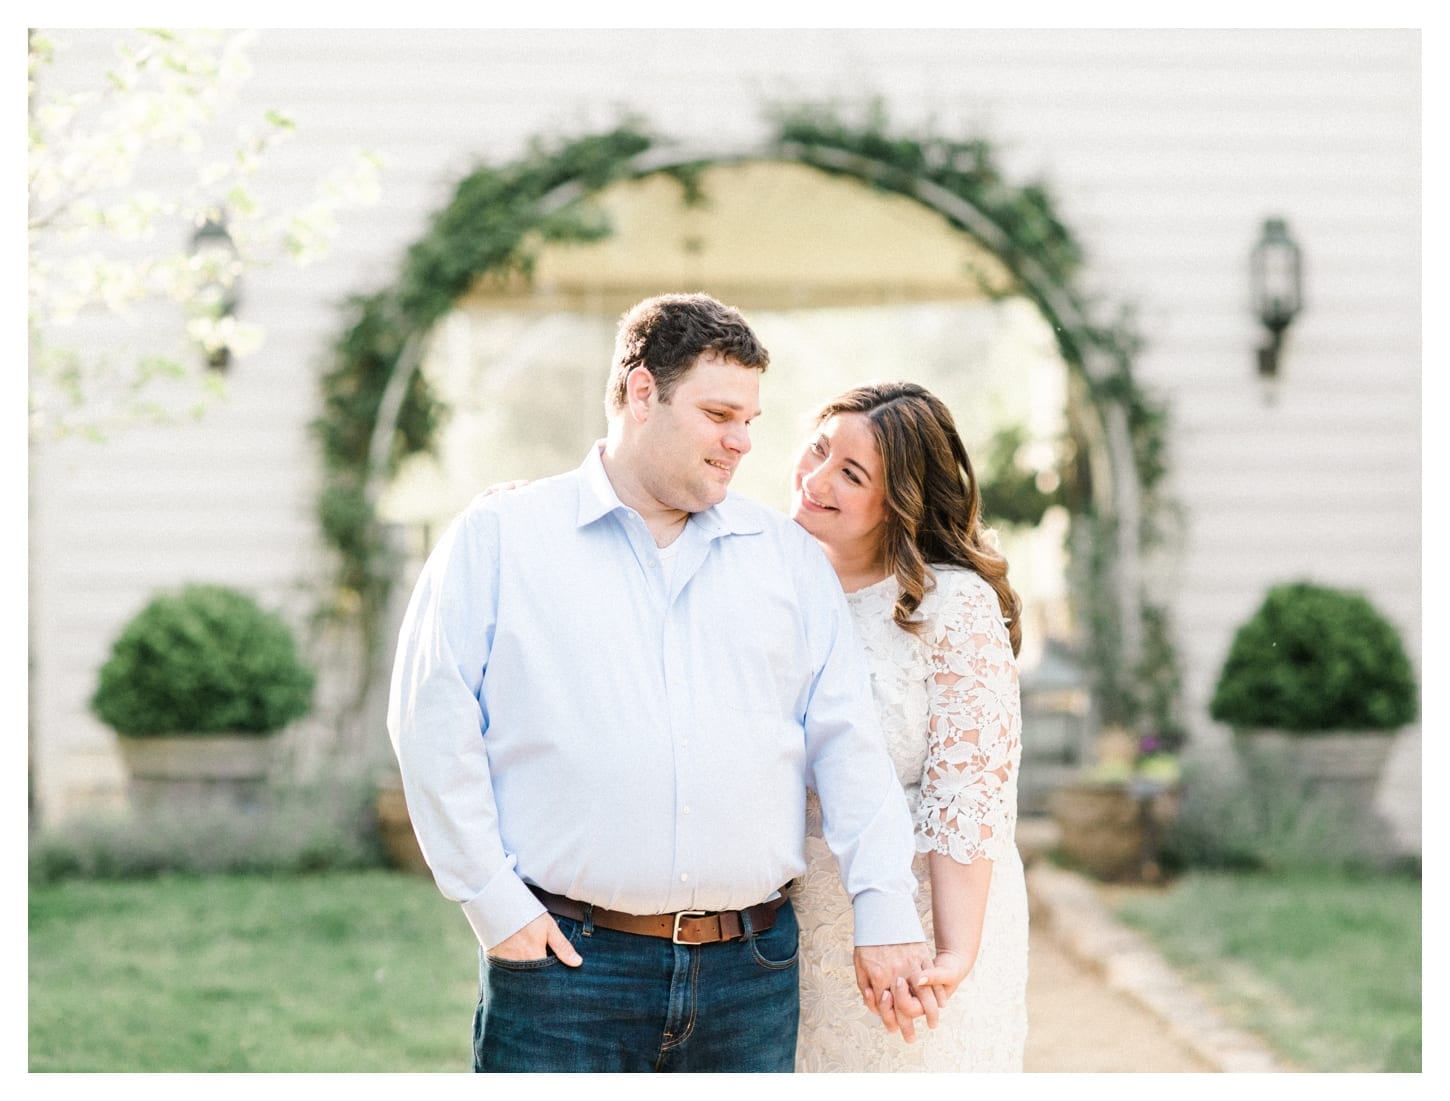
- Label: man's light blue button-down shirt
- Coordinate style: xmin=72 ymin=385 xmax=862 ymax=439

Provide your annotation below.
xmin=388 ymin=443 xmax=923 ymax=951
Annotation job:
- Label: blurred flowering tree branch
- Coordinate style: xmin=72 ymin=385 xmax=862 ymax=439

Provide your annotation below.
xmin=28 ymin=28 xmax=381 ymax=441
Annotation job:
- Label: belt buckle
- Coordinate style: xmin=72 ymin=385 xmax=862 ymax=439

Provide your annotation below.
xmin=671 ymin=909 xmax=709 ymax=945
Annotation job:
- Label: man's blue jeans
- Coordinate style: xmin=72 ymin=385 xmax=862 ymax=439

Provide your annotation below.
xmin=473 ymin=900 xmax=800 ymax=1072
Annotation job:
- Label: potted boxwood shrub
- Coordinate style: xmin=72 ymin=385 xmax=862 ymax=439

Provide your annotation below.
xmin=91 ymin=583 xmax=315 ymax=816
xmin=1209 ymin=580 xmax=1417 ymax=822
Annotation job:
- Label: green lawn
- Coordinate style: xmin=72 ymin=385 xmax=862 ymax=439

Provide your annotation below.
xmin=1112 ymin=870 xmax=1421 ymax=1072
xmin=30 ymin=867 xmax=1422 ymax=1072
xmin=29 ymin=871 xmax=480 ymax=1072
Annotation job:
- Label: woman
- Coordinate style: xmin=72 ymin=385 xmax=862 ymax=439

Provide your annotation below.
xmin=788 ymin=381 xmax=1028 ymax=1072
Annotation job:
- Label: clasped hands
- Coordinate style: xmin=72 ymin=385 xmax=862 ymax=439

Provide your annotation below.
xmin=853 ymin=942 xmax=972 ymax=1043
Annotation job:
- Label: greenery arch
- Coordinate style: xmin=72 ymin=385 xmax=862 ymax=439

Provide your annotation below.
xmin=313 ymin=107 xmax=1175 ymax=737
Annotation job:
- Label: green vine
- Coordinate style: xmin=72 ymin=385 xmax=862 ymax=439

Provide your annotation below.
xmin=771 ymin=103 xmax=1084 ymax=290
xmin=312 ymin=123 xmax=656 ymax=668
xmin=312 ymin=106 xmax=1175 ymax=737
xmin=977 ymin=423 xmax=1064 ymax=529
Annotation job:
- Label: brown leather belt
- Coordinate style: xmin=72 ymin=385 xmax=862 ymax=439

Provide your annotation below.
xmin=529 ymin=886 xmax=788 ymax=945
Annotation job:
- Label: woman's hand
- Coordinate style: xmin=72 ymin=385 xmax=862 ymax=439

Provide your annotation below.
xmin=481 ymin=479 xmax=530 ymax=497
xmin=916 ymin=947 xmax=976 ymax=1007
xmin=921 ymin=852 xmax=992 ymax=1009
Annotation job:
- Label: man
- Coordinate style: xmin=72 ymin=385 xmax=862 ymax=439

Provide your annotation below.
xmin=388 ymin=293 xmax=934 ymax=1072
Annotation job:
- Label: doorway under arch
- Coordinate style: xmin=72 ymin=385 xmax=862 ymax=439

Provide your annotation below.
xmin=381 ymin=161 xmax=1074 ymax=672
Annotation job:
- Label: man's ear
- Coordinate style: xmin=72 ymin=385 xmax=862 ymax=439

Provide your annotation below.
xmin=625 ymin=366 xmax=655 ymax=422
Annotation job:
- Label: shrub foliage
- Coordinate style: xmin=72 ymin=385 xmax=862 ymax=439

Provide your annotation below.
xmin=1159 ymin=757 xmax=1399 ymax=874
xmin=28 ymin=782 xmax=385 ymax=883
xmin=91 ymin=584 xmax=315 ymax=737
xmin=1209 ymin=581 xmax=1417 ymax=734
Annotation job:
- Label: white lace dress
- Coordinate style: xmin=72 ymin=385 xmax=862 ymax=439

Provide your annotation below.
xmin=794 ymin=566 xmax=1029 ymax=1072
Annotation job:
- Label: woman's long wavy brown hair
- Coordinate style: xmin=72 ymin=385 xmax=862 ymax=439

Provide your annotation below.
xmin=812 ymin=382 xmax=1022 ymax=656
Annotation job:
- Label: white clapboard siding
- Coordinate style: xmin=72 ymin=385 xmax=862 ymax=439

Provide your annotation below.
xmin=30 ymin=28 xmax=1421 ymax=846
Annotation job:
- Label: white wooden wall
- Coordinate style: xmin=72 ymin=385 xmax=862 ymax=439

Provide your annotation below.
xmin=30 ymin=28 xmax=1421 ymax=846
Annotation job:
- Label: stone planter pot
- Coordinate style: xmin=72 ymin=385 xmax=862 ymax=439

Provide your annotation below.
xmin=1048 ymin=778 xmax=1180 ymax=882
xmin=376 ymin=772 xmax=430 ymax=875
xmin=1233 ymin=729 xmax=1395 ymax=820
xmin=117 ymin=734 xmax=278 ymax=817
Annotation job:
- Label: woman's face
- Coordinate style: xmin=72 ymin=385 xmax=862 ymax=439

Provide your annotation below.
xmin=790 ymin=412 xmax=889 ymax=555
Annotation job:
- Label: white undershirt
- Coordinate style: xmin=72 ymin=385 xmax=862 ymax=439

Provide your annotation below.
xmin=657 ymin=538 xmax=682 ymax=589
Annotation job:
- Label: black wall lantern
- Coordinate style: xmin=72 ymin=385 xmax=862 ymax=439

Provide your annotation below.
xmin=190 ymin=214 xmax=242 ymax=371
xmin=1250 ymin=216 xmax=1303 ymax=381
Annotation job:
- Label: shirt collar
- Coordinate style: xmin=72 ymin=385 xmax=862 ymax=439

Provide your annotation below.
xmin=574 ymin=440 xmax=765 ymax=538
xmin=575 ymin=441 xmax=623 ymax=528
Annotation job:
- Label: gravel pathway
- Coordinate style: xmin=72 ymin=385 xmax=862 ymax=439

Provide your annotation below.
xmin=1018 ymin=821 xmax=1293 ymax=1073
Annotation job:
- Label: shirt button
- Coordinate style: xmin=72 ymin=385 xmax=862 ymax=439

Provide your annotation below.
xmin=682 ymin=805 xmax=691 ymax=815
xmin=680 ymin=873 xmax=689 ymax=883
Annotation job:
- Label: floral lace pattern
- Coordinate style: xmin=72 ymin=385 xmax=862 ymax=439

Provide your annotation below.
xmin=794 ymin=566 xmax=1028 ymax=1072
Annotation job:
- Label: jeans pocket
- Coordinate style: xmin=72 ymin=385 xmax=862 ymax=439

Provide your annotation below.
xmin=485 ymin=916 xmax=580 ymax=971
xmin=485 ymin=952 xmax=558 ymax=972
xmin=747 ymin=903 xmax=800 ymax=971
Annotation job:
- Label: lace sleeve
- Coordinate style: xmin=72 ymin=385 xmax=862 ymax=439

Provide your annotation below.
xmin=913 ymin=569 xmax=1023 ymax=865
